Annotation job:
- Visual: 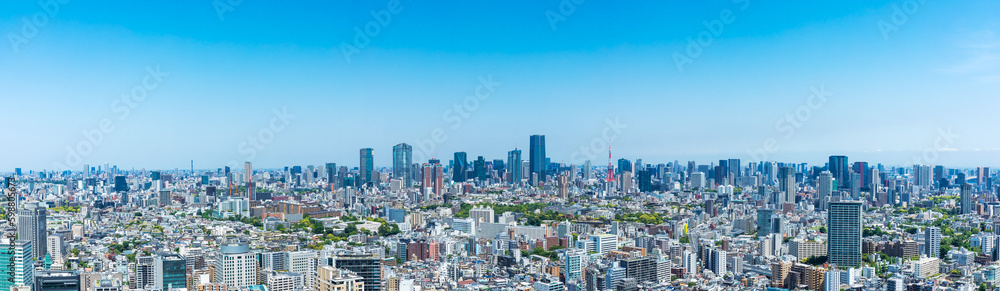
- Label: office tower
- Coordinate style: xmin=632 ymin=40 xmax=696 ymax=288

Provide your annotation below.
xmin=849 ymin=172 xmax=861 ymax=200
xmin=978 ymin=167 xmax=991 ymax=186
xmin=618 ymin=159 xmax=632 ymax=175
xmin=316 ymin=266 xmax=364 ymax=291
xmin=453 ymin=152 xmax=468 ymax=182
xmin=558 ymin=174 xmax=569 ymax=199
xmin=155 ymin=255 xmax=187 ymax=290
xmin=583 ymin=160 xmax=593 ymax=180
xmin=690 ymin=172 xmax=706 ymax=189
xmin=18 ymin=202 xmax=47 ymax=259
xmin=852 ymin=162 xmax=868 ymax=190
xmin=244 ymin=162 xmax=253 ymax=185
xmin=818 ymin=171 xmax=833 ymax=211
xmin=829 ymin=156 xmax=849 ymax=189
xmin=473 ymin=156 xmax=487 ymax=181
xmin=420 ymin=164 xmax=432 ymax=195
xmin=757 ymin=208 xmax=774 ymax=237
xmin=331 ymin=254 xmax=382 ymax=291
xmin=636 ymin=170 xmax=652 ymax=192
xmin=728 ymin=158 xmax=741 ymax=178
xmin=113 ymin=176 xmax=128 ymax=192
xmin=326 ymin=163 xmax=337 ymax=189
xmin=592 ymin=234 xmax=617 ymax=255
xmin=507 ymin=149 xmax=522 ymax=184
xmin=961 ymin=183 xmax=974 ymax=215
xmin=214 ymin=243 xmax=257 ymax=289
xmin=392 ymin=143 xmax=413 ymax=187
xmin=828 ymin=201 xmax=862 ymax=268
xmin=913 ymin=165 xmax=933 ymax=188
xmin=529 ymin=135 xmax=547 ymax=185
xmin=933 ymin=166 xmax=947 ymax=187
xmin=778 ymin=167 xmax=796 ymax=205
xmin=432 ymin=164 xmax=444 ymax=195
xmin=35 ymin=270 xmax=80 ymax=291
xmin=0 ymin=239 xmax=34 ymax=291
xmin=359 ymin=148 xmax=374 ymax=187
xmin=925 ymin=226 xmax=941 ymax=259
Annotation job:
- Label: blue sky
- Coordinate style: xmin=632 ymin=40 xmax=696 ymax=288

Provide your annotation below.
xmin=1 ymin=0 xmax=999 ymax=171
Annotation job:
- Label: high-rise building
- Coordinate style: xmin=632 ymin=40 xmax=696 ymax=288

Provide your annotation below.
xmin=432 ymin=163 xmax=444 ymax=196
xmin=757 ymin=208 xmax=774 ymax=237
xmin=829 ymin=156 xmax=849 ymax=189
xmin=331 ymin=254 xmax=382 ymax=291
xmin=529 ymin=135 xmax=547 ymax=185
xmin=213 ymin=243 xmax=257 ymax=289
xmin=359 ymin=148 xmax=374 ymax=187
xmin=961 ymin=183 xmax=974 ymax=215
xmin=453 ymin=152 xmax=468 ymax=183
xmin=244 ymin=162 xmax=253 ymax=185
xmin=0 ymin=239 xmax=34 ymax=291
xmin=558 ymin=174 xmax=569 ymax=199
xmin=392 ymin=143 xmax=413 ymax=187
xmin=420 ymin=164 xmax=432 ymax=195
xmin=473 ymin=156 xmax=487 ymax=181
xmin=818 ymin=171 xmax=833 ymax=211
xmin=113 ymin=175 xmax=128 ymax=193
xmin=507 ymin=149 xmax=522 ymax=184
xmin=325 ymin=163 xmax=337 ymax=189
xmin=779 ymin=167 xmax=796 ymax=205
xmin=18 ymin=202 xmax=47 ymax=259
xmin=925 ymin=226 xmax=941 ymax=259
xmin=562 ymin=248 xmax=586 ymax=281
xmin=155 ymin=255 xmax=187 ymax=290
xmin=828 ymin=201 xmax=862 ymax=268
xmin=709 ymin=247 xmax=727 ymax=276
xmin=913 ymin=165 xmax=933 ymax=188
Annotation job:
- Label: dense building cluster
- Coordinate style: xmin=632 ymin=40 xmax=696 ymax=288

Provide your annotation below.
xmin=1 ymin=138 xmax=998 ymax=291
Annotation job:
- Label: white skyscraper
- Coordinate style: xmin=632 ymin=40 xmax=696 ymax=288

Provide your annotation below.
xmin=818 ymin=171 xmax=833 ymax=211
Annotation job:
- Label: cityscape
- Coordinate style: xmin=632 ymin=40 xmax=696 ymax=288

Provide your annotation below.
xmin=3 ymin=1 xmax=1000 ymax=291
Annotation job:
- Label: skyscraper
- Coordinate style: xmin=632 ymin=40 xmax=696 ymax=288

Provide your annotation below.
xmin=529 ymin=135 xmax=547 ymax=185
xmin=433 ymin=163 xmax=444 ymax=195
xmin=18 ymin=202 xmax=47 ymax=259
xmin=757 ymin=208 xmax=774 ymax=237
xmin=817 ymin=171 xmax=833 ymax=211
xmin=778 ymin=167 xmax=796 ymax=205
xmin=155 ymin=255 xmax=187 ymax=290
xmin=453 ymin=152 xmax=468 ymax=182
xmin=829 ymin=155 xmax=849 ymax=189
xmin=421 ymin=163 xmax=432 ymax=195
xmin=961 ymin=183 xmax=974 ymax=215
xmin=0 ymin=239 xmax=34 ymax=291
xmin=392 ymin=143 xmax=413 ymax=187
xmin=925 ymin=226 xmax=941 ymax=259
xmin=507 ymin=149 xmax=522 ymax=184
xmin=359 ymin=148 xmax=374 ymax=187
xmin=326 ymin=162 xmax=337 ymax=189
xmin=332 ymin=254 xmax=382 ymax=291
xmin=828 ymin=201 xmax=862 ymax=268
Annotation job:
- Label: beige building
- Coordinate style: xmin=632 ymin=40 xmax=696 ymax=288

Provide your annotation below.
xmin=913 ymin=257 xmax=941 ymax=278
xmin=789 ymin=239 xmax=827 ymax=260
xmin=315 ymin=266 xmax=364 ymax=291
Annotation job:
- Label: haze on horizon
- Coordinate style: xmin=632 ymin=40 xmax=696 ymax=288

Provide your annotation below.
xmin=1 ymin=0 xmax=999 ymax=171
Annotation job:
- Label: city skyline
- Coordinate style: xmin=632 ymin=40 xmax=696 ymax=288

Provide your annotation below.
xmin=1 ymin=1 xmax=999 ymax=170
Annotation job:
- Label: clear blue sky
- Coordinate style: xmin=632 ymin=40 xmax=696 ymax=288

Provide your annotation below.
xmin=2 ymin=0 xmax=999 ymax=171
